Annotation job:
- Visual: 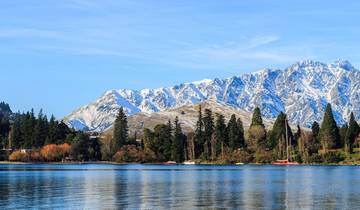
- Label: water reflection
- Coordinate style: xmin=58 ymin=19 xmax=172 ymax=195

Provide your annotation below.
xmin=0 ymin=165 xmax=360 ymax=209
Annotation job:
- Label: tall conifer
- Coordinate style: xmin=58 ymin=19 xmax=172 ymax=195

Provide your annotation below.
xmin=319 ymin=104 xmax=340 ymax=151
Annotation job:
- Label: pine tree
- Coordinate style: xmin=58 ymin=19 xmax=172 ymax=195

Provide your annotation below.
xmin=171 ymin=117 xmax=185 ymax=163
xmin=194 ymin=105 xmax=204 ymax=158
xmin=251 ymin=107 xmax=264 ymax=127
xmin=237 ymin=118 xmax=245 ymax=147
xmin=142 ymin=128 xmax=155 ymax=152
xmin=311 ymin=121 xmax=320 ymax=142
xmin=227 ymin=114 xmax=242 ymax=150
xmin=345 ymin=112 xmax=360 ymax=153
xmin=319 ymin=103 xmax=340 ymax=152
xmin=164 ymin=120 xmax=173 ymax=160
xmin=154 ymin=122 xmax=172 ymax=160
xmin=9 ymin=115 xmax=22 ymax=149
xmin=268 ymin=112 xmax=293 ymax=158
xmin=202 ymin=109 xmax=214 ymax=160
xmin=247 ymin=107 xmax=267 ymax=150
xmin=113 ymin=107 xmax=128 ymax=151
xmin=214 ymin=113 xmax=227 ymax=157
xmin=46 ymin=115 xmax=58 ymax=145
xmin=0 ymin=114 xmax=10 ymax=148
xmin=34 ymin=110 xmax=49 ymax=148
xmin=339 ymin=124 xmax=348 ymax=148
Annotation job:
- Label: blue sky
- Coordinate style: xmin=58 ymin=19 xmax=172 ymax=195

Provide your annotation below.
xmin=1 ymin=0 xmax=360 ymax=118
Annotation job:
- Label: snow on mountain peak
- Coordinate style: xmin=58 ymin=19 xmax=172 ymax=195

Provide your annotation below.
xmin=64 ymin=60 xmax=360 ymax=132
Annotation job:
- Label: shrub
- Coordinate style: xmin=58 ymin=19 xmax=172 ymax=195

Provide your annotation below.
xmin=222 ymin=149 xmax=254 ymax=164
xmin=9 ymin=151 xmax=29 ymax=162
xmin=40 ymin=143 xmax=71 ymax=161
xmin=255 ymin=150 xmax=276 ymax=164
xmin=322 ymin=151 xmax=345 ymax=164
xmin=308 ymin=153 xmax=323 ymax=164
xmin=113 ymin=145 xmax=157 ymax=163
xmin=30 ymin=151 xmax=42 ymax=161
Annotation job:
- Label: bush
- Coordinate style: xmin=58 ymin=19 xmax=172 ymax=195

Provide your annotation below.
xmin=113 ymin=145 xmax=157 ymax=163
xmin=255 ymin=150 xmax=276 ymax=164
xmin=40 ymin=143 xmax=70 ymax=161
xmin=222 ymin=149 xmax=254 ymax=164
xmin=308 ymin=153 xmax=323 ymax=163
xmin=322 ymin=151 xmax=346 ymax=164
xmin=9 ymin=151 xmax=29 ymax=162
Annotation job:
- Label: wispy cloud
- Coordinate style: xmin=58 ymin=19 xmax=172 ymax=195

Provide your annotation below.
xmin=247 ymin=35 xmax=280 ymax=48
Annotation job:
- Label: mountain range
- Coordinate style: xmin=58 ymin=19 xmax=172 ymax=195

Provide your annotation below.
xmin=64 ymin=60 xmax=360 ymax=132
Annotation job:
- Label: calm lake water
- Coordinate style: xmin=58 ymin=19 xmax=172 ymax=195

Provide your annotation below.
xmin=0 ymin=164 xmax=359 ymax=209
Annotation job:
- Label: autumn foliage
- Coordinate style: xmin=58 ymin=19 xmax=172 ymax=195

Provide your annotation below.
xmin=9 ymin=151 xmax=29 ymax=162
xmin=40 ymin=143 xmax=70 ymax=161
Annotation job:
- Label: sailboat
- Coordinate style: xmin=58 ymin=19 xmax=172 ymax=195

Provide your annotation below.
xmin=272 ymin=115 xmax=299 ymax=166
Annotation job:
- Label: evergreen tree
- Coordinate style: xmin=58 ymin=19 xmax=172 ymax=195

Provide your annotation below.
xmin=214 ymin=113 xmax=227 ymax=157
xmin=9 ymin=115 xmax=22 ymax=149
xmin=268 ymin=112 xmax=293 ymax=158
xmin=237 ymin=118 xmax=245 ymax=145
xmin=153 ymin=124 xmax=165 ymax=154
xmin=294 ymin=125 xmax=301 ymax=142
xmin=339 ymin=124 xmax=348 ymax=148
xmin=163 ymin=120 xmax=173 ymax=160
xmin=251 ymin=107 xmax=264 ymax=127
xmin=171 ymin=117 xmax=185 ymax=163
xmin=194 ymin=105 xmax=204 ymax=158
xmin=46 ymin=115 xmax=58 ymax=145
xmin=113 ymin=107 xmax=128 ymax=151
xmin=154 ymin=122 xmax=172 ymax=159
xmin=345 ymin=112 xmax=360 ymax=153
xmin=227 ymin=114 xmax=244 ymax=150
xmin=70 ymin=133 xmax=91 ymax=161
xmin=0 ymin=114 xmax=10 ymax=148
xmin=142 ymin=128 xmax=155 ymax=152
xmin=0 ymin=102 xmax=12 ymax=116
xmin=311 ymin=121 xmax=320 ymax=140
xmin=203 ymin=109 xmax=214 ymax=160
xmin=319 ymin=104 xmax=340 ymax=151
xmin=247 ymin=107 xmax=267 ymax=150
xmin=56 ymin=121 xmax=72 ymax=143
xmin=33 ymin=110 xmax=49 ymax=148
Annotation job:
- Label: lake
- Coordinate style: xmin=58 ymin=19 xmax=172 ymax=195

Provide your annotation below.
xmin=0 ymin=164 xmax=359 ymax=209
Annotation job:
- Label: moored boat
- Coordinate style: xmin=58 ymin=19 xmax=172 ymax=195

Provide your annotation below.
xmin=271 ymin=115 xmax=299 ymax=166
xmin=183 ymin=161 xmax=196 ymax=165
xmin=272 ymin=159 xmax=299 ymax=165
xmin=164 ymin=161 xmax=177 ymax=165
xmin=235 ymin=162 xmax=245 ymax=165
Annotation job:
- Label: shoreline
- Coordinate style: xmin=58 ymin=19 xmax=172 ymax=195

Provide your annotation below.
xmin=0 ymin=161 xmax=359 ymax=166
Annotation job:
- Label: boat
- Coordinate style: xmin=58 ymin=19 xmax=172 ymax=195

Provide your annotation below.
xmin=163 ymin=161 xmax=177 ymax=165
xmin=272 ymin=115 xmax=299 ymax=166
xmin=183 ymin=161 xmax=196 ymax=165
xmin=235 ymin=162 xmax=245 ymax=165
xmin=272 ymin=159 xmax=299 ymax=165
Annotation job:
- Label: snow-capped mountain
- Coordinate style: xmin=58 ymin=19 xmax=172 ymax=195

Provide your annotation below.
xmin=64 ymin=60 xmax=360 ymax=132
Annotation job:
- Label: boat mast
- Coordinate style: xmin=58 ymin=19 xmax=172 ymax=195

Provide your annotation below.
xmin=285 ymin=114 xmax=289 ymax=161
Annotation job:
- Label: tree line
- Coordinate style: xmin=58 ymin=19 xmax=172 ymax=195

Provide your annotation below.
xmin=0 ymin=102 xmax=102 ymax=161
xmin=111 ymin=103 xmax=360 ymax=164
xmin=2 ymin=100 xmax=359 ymax=164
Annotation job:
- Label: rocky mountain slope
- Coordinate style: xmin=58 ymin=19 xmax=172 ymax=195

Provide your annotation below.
xmin=119 ymin=100 xmax=274 ymax=136
xmin=64 ymin=60 xmax=360 ymax=132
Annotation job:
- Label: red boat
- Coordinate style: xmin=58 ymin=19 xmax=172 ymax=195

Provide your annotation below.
xmin=163 ymin=161 xmax=177 ymax=165
xmin=272 ymin=159 xmax=299 ymax=165
xmin=271 ymin=115 xmax=299 ymax=166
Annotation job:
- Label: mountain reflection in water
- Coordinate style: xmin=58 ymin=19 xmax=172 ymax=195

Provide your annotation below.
xmin=0 ymin=164 xmax=359 ymax=209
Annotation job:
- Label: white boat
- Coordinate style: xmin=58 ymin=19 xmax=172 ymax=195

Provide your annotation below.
xmin=235 ymin=162 xmax=245 ymax=165
xmin=183 ymin=161 xmax=196 ymax=165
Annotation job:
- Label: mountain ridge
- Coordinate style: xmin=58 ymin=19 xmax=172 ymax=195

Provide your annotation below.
xmin=64 ymin=59 xmax=360 ymax=132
